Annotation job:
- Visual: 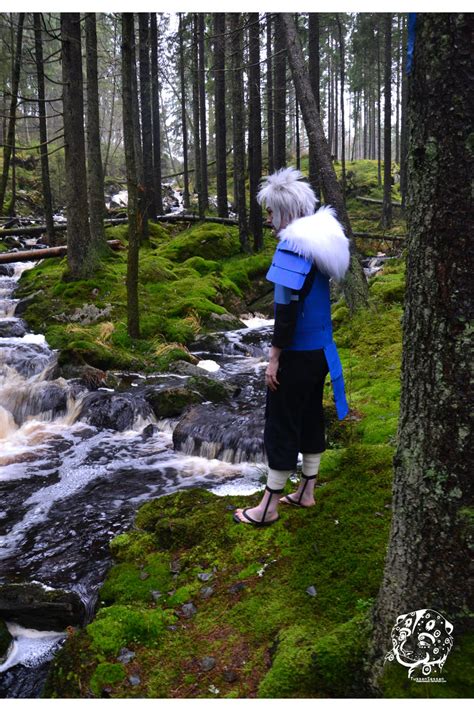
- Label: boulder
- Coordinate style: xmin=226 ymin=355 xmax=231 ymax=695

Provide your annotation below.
xmin=0 ymin=582 xmax=86 ymax=631
xmin=204 ymin=312 xmax=246 ymax=331
xmin=0 ymin=619 xmax=13 ymax=664
xmin=14 ymin=290 xmax=44 ymax=316
xmin=0 ymin=264 xmax=15 ymax=277
xmin=0 ymin=318 xmax=27 ymax=338
xmin=77 ymin=391 xmax=153 ymax=431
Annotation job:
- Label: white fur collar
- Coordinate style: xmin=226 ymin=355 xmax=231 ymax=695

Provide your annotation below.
xmin=279 ymin=206 xmax=350 ymax=282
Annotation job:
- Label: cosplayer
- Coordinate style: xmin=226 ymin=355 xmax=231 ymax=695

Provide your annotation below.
xmin=233 ymin=167 xmax=350 ymax=526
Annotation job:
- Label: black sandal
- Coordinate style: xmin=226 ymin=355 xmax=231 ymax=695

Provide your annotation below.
xmin=281 ymin=473 xmax=317 ymax=508
xmin=233 ymin=485 xmax=284 ymax=527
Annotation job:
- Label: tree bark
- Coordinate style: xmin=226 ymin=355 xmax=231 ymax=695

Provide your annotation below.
xmin=33 ymin=13 xmax=55 ymax=246
xmin=370 ymin=12 xmax=473 ymax=687
xmin=229 ymin=13 xmax=249 ymax=252
xmin=308 ymin=13 xmax=321 ymax=198
xmin=248 ymin=12 xmax=263 ymax=251
xmin=198 ymin=14 xmax=209 ymax=212
xmin=130 ymin=19 xmax=148 ymax=241
xmin=192 ymin=15 xmax=203 ymax=217
xmin=266 ymin=14 xmax=274 ymax=174
xmin=150 ymin=13 xmax=164 ymax=215
xmin=213 ymin=13 xmax=228 ymax=218
xmin=178 ymin=14 xmax=190 ymax=210
xmin=61 ymin=13 xmax=96 ymax=279
xmin=377 ymin=22 xmax=382 ymax=187
xmin=381 ymin=13 xmax=392 ymax=228
xmin=138 ymin=13 xmax=156 ymax=221
xmin=85 ymin=13 xmax=107 ymax=251
xmin=273 ymin=14 xmax=287 ymax=169
xmin=0 ymin=13 xmax=24 ymax=214
xmin=121 ymin=13 xmax=140 ymax=339
xmin=280 ymin=13 xmax=368 ymax=312
xmin=399 ymin=15 xmax=408 ymax=209
xmin=336 ymin=14 xmax=346 ymax=199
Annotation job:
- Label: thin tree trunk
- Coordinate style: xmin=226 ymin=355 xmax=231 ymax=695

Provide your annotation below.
xmin=198 ymin=14 xmax=209 ymax=212
xmin=370 ymin=13 xmax=472 ymax=688
xmin=33 ymin=13 xmax=55 ymax=245
xmin=130 ymin=19 xmax=148 ymax=241
xmin=103 ymin=15 xmax=118 ymax=178
xmin=150 ymin=13 xmax=163 ymax=215
xmin=308 ymin=13 xmax=321 ymax=198
xmin=377 ymin=23 xmax=382 ymax=186
xmin=138 ymin=13 xmax=156 ymax=220
xmin=178 ymin=14 xmax=190 ymax=209
xmin=280 ymin=13 xmax=368 ymax=312
xmin=336 ymin=14 xmax=346 ymax=198
xmin=0 ymin=13 xmax=24 ymax=214
xmin=121 ymin=13 xmax=140 ymax=339
xmin=85 ymin=13 xmax=107 ymax=250
xmin=395 ymin=14 xmax=401 ymax=164
xmin=351 ymin=91 xmax=359 ymax=162
xmin=295 ymin=96 xmax=300 ymax=170
xmin=400 ymin=14 xmax=408 ymax=209
xmin=213 ymin=13 xmax=228 ymax=218
xmin=266 ymin=14 xmax=274 ymax=173
xmin=381 ymin=13 xmax=392 ymax=228
xmin=248 ymin=12 xmax=263 ymax=250
xmin=192 ymin=15 xmax=203 ymax=216
xmin=229 ymin=13 xmax=249 ymax=252
xmin=334 ymin=37 xmax=339 ymax=160
xmin=273 ymin=14 xmax=287 ymax=169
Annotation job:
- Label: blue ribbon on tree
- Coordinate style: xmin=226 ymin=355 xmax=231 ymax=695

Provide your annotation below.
xmin=406 ymin=13 xmax=417 ymax=75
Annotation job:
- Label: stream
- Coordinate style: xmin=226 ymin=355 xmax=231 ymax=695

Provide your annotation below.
xmin=0 ymin=258 xmax=272 ymax=698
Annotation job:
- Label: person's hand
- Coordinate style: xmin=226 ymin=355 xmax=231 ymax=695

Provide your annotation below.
xmin=265 ymin=356 xmax=280 ymax=392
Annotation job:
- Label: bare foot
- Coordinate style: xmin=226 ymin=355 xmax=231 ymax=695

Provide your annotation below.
xmin=279 ymin=491 xmax=315 ymax=508
xmin=233 ymin=505 xmax=279 ymax=524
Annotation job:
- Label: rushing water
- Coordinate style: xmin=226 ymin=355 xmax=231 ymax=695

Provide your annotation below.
xmin=0 ymin=259 xmax=272 ymax=697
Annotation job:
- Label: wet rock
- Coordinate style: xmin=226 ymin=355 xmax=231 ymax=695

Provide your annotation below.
xmin=128 ymin=675 xmax=141 ymax=686
xmin=228 ymin=582 xmax=246 ymax=594
xmin=14 ymin=290 xmax=44 ymax=316
xmin=306 ymin=585 xmax=317 ymax=597
xmin=0 ymin=619 xmax=13 ymax=664
xmin=0 ymin=340 xmax=55 ymax=378
xmin=142 ymin=423 xmax=157 ymax=439
xmin=2 ymin=381 xmax=69 ymax=427
xmin=0 ymin=318 xmax=26 ymax=338
xmin=204 ymin=312 xmax=247 ymax=331
xmin=117 ymin=648 xmax=136 ymax=664
xmin=141 ymin=384 xmax=201 ymax=418
xmin=58 ymin=364 xmax=106 ymax=390
xmin=199 ymin=656 xmax=216 ymax=671
xmin=76 ymin=391 xmax=153 ymax=431
xmin=223 ymin=669 xmax=238 ymax=683
xmin=168 ymin=360 xmax=216 ymax=378
xmin=199 ymin=586 xmax=214 ymax=599
xmin=197 ymin=572 xmax=213 ymax=582
xmin=0 ymin=582 xmax=86 ymax=631
xmin=181 ymin=602 xmax=197 ymax=619
xmin=0 ymin=264 xmax=15 ymax=277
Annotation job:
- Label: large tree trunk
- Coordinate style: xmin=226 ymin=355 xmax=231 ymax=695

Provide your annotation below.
xmin=192 ymin=14 xmax=203 ymax=217
xmin=213 ymin=13 xmax=228 ymax=218
xmin=273 ymin=15 xmax=287 ymax=169
xmin=381 ymin=13 xmax=392 ymax=228
xmin=85 ymin=13 xmax=107 ymax=251
xmin=308 ymin=13 xmax=321 ymax=198
xmin=370 ymin=12 xmax=472 ymax=687
xmin=178 ymin=14 xmax=190 ymax=210
xmin=138 ymin=13 xmax=156 ymax=221
xmin=0 ymin=13 xmax=24 ymax=214
xmin=198 ymin=14 xmax=209 ymax=212
xmin=61 ymin=13 xmax=96 ymax=279
xmin=248 ymin=12 xmax=263 ymax=251
xmin=130 ymin=19 xmax=148 ymax=241
xmin=266 ymin=14 xmax=274 ymax=174
xmin=121 ymin=13 xmax=140 ymax=339
xmin=229 ymin=13 xmax=249 ymax=252
xmin=150 ymin=13 xmax=164 ymax=215
xmin=33 ymin=13 xmax=55 ymax=246
xmin=280 ymin=13 xmax=368 ymax=311
xmin=399 ymin=15 xmax=408 ymax=209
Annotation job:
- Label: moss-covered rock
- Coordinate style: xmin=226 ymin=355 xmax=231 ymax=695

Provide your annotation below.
xmin=162 ymin=224 xmax=241 ymax=262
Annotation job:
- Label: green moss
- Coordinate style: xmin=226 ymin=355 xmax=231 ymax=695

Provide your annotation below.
xmin=161 ymin=223 xmax=241 ymax=262
xmin=89 ymin=662 xmax=126 ymax=697
xmin=87 ymin=604 xmax=173 ymax=657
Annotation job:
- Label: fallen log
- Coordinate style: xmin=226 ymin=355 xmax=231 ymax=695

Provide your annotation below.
xmin=356 ymin=196 xmax=402 ymax=207
xmin=0 ymin=217 xmax=128 ymax=238
xmin=0 ymin=240 xmax=125 ymax=264
xmin=353 ymin=232 xmax=406 ymax=241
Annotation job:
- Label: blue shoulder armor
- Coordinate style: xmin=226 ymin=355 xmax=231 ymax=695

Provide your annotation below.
xmin=266 ymin=239 xmax=312 ymax=290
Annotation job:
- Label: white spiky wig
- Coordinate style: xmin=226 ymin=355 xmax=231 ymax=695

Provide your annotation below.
xmin=257 ymin=167 xmax=318 ymax=231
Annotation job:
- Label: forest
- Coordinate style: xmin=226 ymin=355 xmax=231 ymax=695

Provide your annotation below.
xmin=0 ymin=11 xmax=471 ymax=701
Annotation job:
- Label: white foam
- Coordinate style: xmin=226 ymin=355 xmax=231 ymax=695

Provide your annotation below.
xmin=0 ymin=622 xmax=66 ymax=673
xmin=197 ymin=359 xmax=220 ymax=373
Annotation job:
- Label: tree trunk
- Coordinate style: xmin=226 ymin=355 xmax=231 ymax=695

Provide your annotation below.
xmin=377 ymin=23 xmax=382 ymax=187
xmin=0 ymin=13 xmax=24 ymax=214
xmin=399 ymin=14 xmax=408 ymax=209
xmin=213 ymin=13 xmax=228 ymax=218
xmin=192 ymin=14 xmax=203 ymax=217
xmin=280 ymin=13 xmax=368 ymax=312
xmin=381 ymin=13 xmax=392 ymax=228
xmin=248 ymin=12 xmax=263 ymax=251
xmin=178 ymin=14 xmax=190 ymax=210
xmin=103 ymin=15 xmax=118 ymax=179
xmin=370 ymin=12 xmax=472 ymax=687
xmin=198 ymin=14 xmax=209 ymax=212
xmin=229 ymin=13 xmax=249 ymax=252
xmin=33 ymin=13 xmax=55 ymax=246
xmin=336 ymin=14 xmax=346 ymax=199
xmin=130 ymin=19 xmax=148 ymax=241
xmin=60 ymin=13 xmax=96 ymax=279
xmin=266 ymin=14 xmax=274 ymax=174
xmin=273 ymin=14 xmax=287 ymax=169
xmin=85 ymin=13 xmax=107 ymax=250
xmin=308 ymin=13 xmax=321 ymax=198
xmin=121 ymin=13 xmax=140 ymax=339
xmin=395 ymin=14 xmax=401 ymax=164
xmin=138 ymin=13 xmax=156 ymax=221
xmin=150 ymin=13 xmax=164 ymax=215
xmin=334 ymin=38 xmax=339 ymax=160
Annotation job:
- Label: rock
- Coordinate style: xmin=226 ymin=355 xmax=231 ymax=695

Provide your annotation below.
xmin=199 ymin=586 xmax=214 ymax=599
xmin=0 ymin=264 xmax=15 ymax=277
xmin=150 ymin=590 xmax=162 ymax=602
xmin=204 ymin=312 xmax=247 ymax=331
xmin=306 ymin=585 xmax=317 ymax=597
xmin=128 ymin=675 xmax=141 ymax=686
xmin=0 ymin=619 xmax=13 ymax=664
xmin=199 ymin=656 xmax=216 ymax=671
xmin=141 ymin=384 xmax=201 ymax=419
xmin=168 ymin=360 xmax=216 ymax=378
xmin=197 ymin=572 xmax=213 ymax=582
xmin=167 ymin=624 xmax=178 ymax=631
xmin=0 ymin=582 xmax=86 ymax=631
xmin=58 ymin=364 xmax=106 ymax=390
xmin=117 ymin=648 xmax=136 ymax=664
xmin=181 ymin=602 xmax=197 ymax=619
xmin=139 ymin=571 xmax=150 ymax=580
xmin=14 ymin=290 xmax=44 ymax=316
xmin=170 ymin=560 xmax=180 ymax=574
xmin=142 ymin=424 xmax=156 ymax=439
xmin=56 ymin=303 xmax=113 ymax=325
xmin=77 ymin=391 xmax=153 ymax=431
xmin=223 ymin=669 xmax=238 ymax=683
xmin=0 ymin=318 xmax=27 ymax=338
xmin=228 ymin=582 xmax=246 ymax=594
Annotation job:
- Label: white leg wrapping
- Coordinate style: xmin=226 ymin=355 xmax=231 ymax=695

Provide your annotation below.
xmin=302 ymin=452 xmax=322 ymax=478
xmin=267 ymin=468 xmax=293 ymax=490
